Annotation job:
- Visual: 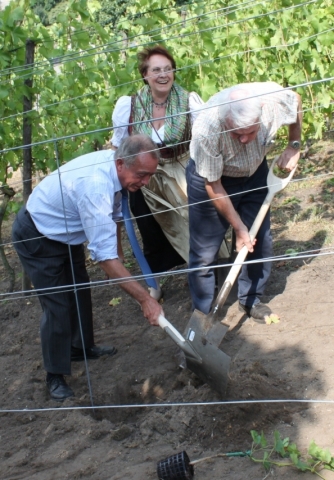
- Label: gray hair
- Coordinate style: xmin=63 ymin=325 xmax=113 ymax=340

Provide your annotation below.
xmin=115 ymin=134 xmax=160 ymax=167
xmin=219 ymin=85 xmax=262 ymax=129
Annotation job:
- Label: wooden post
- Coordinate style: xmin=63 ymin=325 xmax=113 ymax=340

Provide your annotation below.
xmin=22 ymin=39 xmax=35 ymax=294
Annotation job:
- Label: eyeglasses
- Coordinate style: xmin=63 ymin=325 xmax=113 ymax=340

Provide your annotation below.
xmin=149 ymin=66 xmax=173 ymax=75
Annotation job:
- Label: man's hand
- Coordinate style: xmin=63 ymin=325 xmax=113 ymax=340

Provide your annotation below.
xmin=277 ymin=146 xmax=300 ymax=172
xmin=234 ymin=226 xmax=256 ymax=253
xmin=205 ymin=179 xmax=257 ymax=253
xmin=141 ymin=296 xmax=164 ymax=326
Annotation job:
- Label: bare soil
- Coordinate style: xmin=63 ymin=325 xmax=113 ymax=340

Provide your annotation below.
xmin=1 ymin=144 xmax=334 ymax=480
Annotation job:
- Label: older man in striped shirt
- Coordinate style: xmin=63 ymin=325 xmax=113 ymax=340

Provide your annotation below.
xmin=186 ymin=82 xmax=302 ymax=322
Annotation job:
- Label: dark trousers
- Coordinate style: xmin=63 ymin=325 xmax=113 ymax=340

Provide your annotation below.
xmin=129 ymin=189 xmax=184 ymax=273
xmin=186 ymin=158 xmax=273 ymax=314
xmin=12 ymin=207 xmax=94 ymax=375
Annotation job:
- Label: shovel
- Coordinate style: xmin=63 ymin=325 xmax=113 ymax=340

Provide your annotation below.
xmin=184 ymin=156 xmax=297 ymax=349
xmin=121 ymin=189 xmax=160 ymax=292
xmin=158 ymin=314 xmax=231 ymax=397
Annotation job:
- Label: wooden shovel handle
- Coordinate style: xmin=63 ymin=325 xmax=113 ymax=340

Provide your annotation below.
xmin=158 ymin=314 xmax=185 ymax=342
xmin=214 ymin=156 xmax=297 ymax=311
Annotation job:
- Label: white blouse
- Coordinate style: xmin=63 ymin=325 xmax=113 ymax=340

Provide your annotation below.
xmin=111 ymin=91 xmax=204 ymax=147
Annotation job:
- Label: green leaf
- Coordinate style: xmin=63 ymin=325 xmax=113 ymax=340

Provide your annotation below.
xmin=0 ymin=88 xmax=9 ymax=99
xmin=249 ymin=36 xmax=264 ymax=49
xmin=285 ymin=248 xmax=299 ymax=256
xmin=203 ymin=37 xmax=216 ymax=54
xmin=109 ymin=297 xmax=122 ymax=307
xmin=274 ymin=431 xmax=289 ymax=457
xmin=308 ymin=441 xmax=333 ymax=464
xmin=201 ymin=78 xmax=218 ymax=100
xmin=250 ymin=430 xmax=267 ymax=447
xmin=56 ymin=13 xmax=68 ymax=25
xmin=250 ymin=430 xmax=261 ymax=444
xmin=310 ymin=18 xmax=320 ymax=33
xmin=290 ymin=453 xmax=309 ymax=471
xmin=7 ymin=7 xmax=24 ymax=26
xmin=318 ymin=90 xmax=332 ymax=109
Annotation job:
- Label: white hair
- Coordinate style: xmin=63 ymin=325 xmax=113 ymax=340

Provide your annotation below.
xmin=219 ymin=85 xmax=262 ymax=129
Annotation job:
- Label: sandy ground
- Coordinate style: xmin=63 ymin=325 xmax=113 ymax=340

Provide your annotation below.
xmin=1 ymin=154 xmax=334 ymax=479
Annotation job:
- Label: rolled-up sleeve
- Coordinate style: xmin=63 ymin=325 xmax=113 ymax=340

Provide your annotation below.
xmin=190 ymin=104 xmax=225 ymax=182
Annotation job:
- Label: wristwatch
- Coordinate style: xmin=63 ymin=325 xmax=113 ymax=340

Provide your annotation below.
xmin=288 ymin=140 xmax=301 ymax=150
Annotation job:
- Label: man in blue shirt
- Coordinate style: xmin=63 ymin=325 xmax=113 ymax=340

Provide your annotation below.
xmin=12 ymin=134 xmax=163 ymax=401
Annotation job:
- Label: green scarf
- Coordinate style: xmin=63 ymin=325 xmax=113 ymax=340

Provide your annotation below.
xmin=132 ymin=83 xmax=189 ymax=146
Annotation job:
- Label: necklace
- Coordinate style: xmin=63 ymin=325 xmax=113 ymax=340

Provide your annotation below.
xmin=152 ymin=99 xmax=168 ymax=110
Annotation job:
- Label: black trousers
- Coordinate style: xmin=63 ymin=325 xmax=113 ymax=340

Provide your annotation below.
xmin=129 ymin=189 xmax=184 ymax=273
xmin=12 ymin=207 xmax=94 ymax=375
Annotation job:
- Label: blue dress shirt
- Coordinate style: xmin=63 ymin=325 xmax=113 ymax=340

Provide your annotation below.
xmin=27 ymin=150 xmax=123 ymax=262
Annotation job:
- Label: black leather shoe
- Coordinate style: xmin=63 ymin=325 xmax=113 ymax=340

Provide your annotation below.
xmin=71 ymin=344 xmax=118 ymax=362
xmin=46 ymin=374 xmax=74 ymax=401
xmin=239 ymin=302 xmax=272 ymax=323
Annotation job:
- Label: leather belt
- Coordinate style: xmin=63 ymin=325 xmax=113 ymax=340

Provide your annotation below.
xmin=157 ymin=144 xmax=190 ymax=159
xmin=159 ymin=146 xmax=176 ymax=159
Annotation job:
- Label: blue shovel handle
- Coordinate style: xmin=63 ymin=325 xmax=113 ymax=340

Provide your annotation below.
xmin=121 ymin=190 xmax=159 ymax=290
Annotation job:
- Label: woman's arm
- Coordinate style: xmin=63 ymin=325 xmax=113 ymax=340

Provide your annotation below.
xmin=110 ymin=96 xmax=132 ymax=148
xmin=189 ymin=91 xmax=205 ymax=124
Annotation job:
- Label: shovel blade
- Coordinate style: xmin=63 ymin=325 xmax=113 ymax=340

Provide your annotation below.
xmin=184 ymin=326 xmax=231 ymax=397
xmin=184 ymin=309 xmax=229 ymax=347
xmin=159 ymin=314 xmax=230 ymax=397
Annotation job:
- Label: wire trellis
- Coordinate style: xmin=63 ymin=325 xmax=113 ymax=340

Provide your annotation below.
xmin=0 ymin=0 xmax=334 ymax=419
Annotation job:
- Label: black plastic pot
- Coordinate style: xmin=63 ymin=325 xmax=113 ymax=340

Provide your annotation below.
xmin=157 ymin=451 xmax=194 ymax=480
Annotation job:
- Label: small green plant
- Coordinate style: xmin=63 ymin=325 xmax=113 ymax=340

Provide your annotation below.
xmin=273 ymin=166 xmax=289 ymax=178
xmin=4 ymin=198 xmax=23 ymax=219
xmin=324 ymin=177 xmax=334 ymax=188
xmin=123 ymin=248 xmax=135 ymax=268
xmin=298 ymin=160 xmax=317 ymax=175
xmin=285 ymin=248 xmax=299 ymax=256
xmin=281 ymin=196 xmax=301 ymax=206
xmin=250 ymin=430 xmax=334 ymax=479
xmin=159 ymin=275 xmax=171 ymax=288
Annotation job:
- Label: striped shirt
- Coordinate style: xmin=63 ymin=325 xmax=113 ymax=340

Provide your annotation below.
xmin=190 ymin=82 xmax=299 ymax=181
xmin=27 ymin=150 xmax=123 ymax=262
